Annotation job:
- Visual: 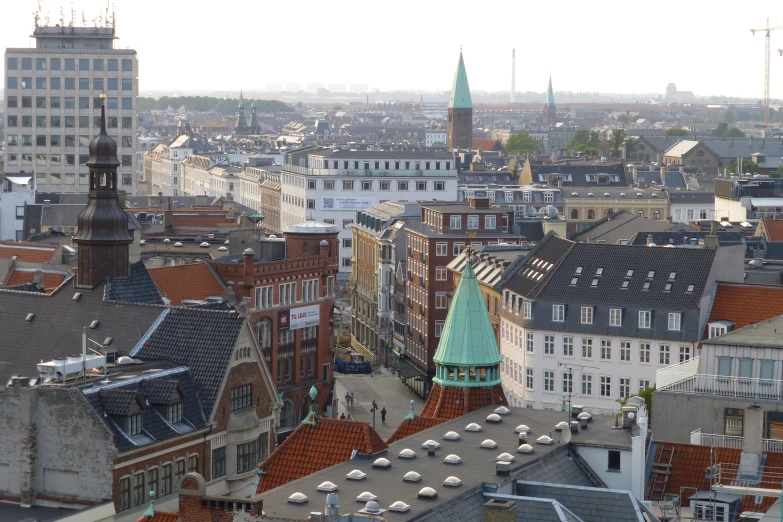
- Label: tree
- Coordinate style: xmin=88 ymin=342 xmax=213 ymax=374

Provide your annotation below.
xmin=567 ymin=128 xmax=601 ymax=151
xmin=724 ymin=109 xmax=736 ymax=124
xmin=777 ymin=165 xmax=783 ymax=177
xmin=617 ymin=114 xmax=631 ymax=124
xmin=505 ymin=131 xmax=543 ymax=155
xmin=608 ymin=128 xmax=633 ymax=159
xmin=332 ymin=105 xmax=344 ymax=111
xmin=728 ymin=158 xmax=761 ymax=176
xmin=664 ymin=127 xmax=689 ymax=137
xmin=724 ymin=127 xmax=746 ymax=138
xmin=712 ymin=121 xmax=729 ymax=137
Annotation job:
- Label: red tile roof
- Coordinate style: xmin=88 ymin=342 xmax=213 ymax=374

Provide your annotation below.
xmin=472 ymin=138 xmax=505 ymax=153
xmin=171 ymin=214 xmax=239 ymax=228
xmin=703 ymin=282 xmax=783 ymax=339
xmin=5 ymin=269 xmax=68 ymax=292
xmin=761 ymin=217 xmax=783 ymax=241
xmin=137 ymin=511 xmax=179 ymax=522
xmin=652 ymin=441 xmax=783 ymax=512
xmin=0 ymin=241 xmax=57 ymax=263
xmin=255 ymin=418 xmax=387 ymax=494
xmin=386 ymin=416 xmax=446 ymax=444
xmin=148 ymin=263 xmax=225 ymax=306
xmin=420 ymin=384 xmax=508 ymax=420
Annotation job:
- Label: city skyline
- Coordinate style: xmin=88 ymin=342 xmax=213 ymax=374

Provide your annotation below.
xmin=1 ymin=0 xmax=783 ymax=99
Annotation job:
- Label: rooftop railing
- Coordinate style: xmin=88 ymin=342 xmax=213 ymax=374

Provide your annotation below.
xmin=658 ymin=357 xmax=783 ymax=400
xmin=282 ymin=164 xmax=455 ymax=178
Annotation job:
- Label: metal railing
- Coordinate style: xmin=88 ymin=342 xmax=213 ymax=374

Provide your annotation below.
xmin=655 ymin=356 xmax=700 ymax=389
xmin=691 ymin=429 xmax=783 ymax=452
xmin=283 ymin=164 xmax=455 ymax=178
xmin=658 ymin=369 xmax=783 ymax=401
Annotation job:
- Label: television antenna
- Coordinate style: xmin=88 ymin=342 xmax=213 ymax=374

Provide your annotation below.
xmin=558 ymin=361 xmax=598 ymax=427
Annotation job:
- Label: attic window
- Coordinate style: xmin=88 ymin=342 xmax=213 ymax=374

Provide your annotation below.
xmin=90 ymin=320 xmax=100 ymax=329
xmin=625 ymin=270 xmax=633 ymax=278
xmin=127 ymin=413 xmax=143 ymax=436
xmin=642 ymin=282 xmax=651 ymax=290
xmin=664 ymin=283 xmax=673 ymax=292
xmin=669 ymin=272 xmax=677 ymax=280
xmin=25 ymin=313 xmax=35 ymax=323
xmin=686 ymin=284 xmax=695 ymax=293
xmin=575 ymin=267 xmax=583 ymax=274
xmin=647 ymin=271 xmax=655 ymax=278
xmin=167 ymin=403 xmax=183 ymax=424
xmin=103 ymin=337 xmax=113 ymax=346
xmin=591 ymin=279 xmax=599 ymax=287
xmin=570 ymin=278 xmax=578 ymax=286
xmin=595 ymin=268 xmax=604 ymax=276
xmin=72 ymin=293 xmax=82 ymax=302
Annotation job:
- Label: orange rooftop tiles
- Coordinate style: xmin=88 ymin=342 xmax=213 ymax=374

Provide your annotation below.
xmin=5 ymin=269 xmax=68 ymax=292
xmin=760 ymin=217 xmax=783 ymax=241
xmin=148 ymin=263 xmax=225 ymax=306
xmin=0 ymin=241 xmax=57 ymax=263
xmin=386 ymin=416 xmax=446 ymax=444
xmin=255 ymin=418 xmax=387 ymax=494
xmin=136 ymin=511 xmax=179 ymax=522
xmin=704 ymin=282 xmax=783 ymax=339
xmin=420 ymin=383 xmax=507 ymax=420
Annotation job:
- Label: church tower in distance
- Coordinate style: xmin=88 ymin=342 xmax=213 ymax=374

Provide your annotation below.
xmin=447 ymin=50 xmax=473 ymax=150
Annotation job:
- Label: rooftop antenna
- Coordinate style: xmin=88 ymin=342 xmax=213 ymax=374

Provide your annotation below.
xmin=558 ymin=362 xmax=598 ymax=426
xmin=70 ymin=2 xmax=75 ymax=27
xmin=59 ymin=6 xmax=64 ymax=26
xmin=81 ymin=11 xmax=86 ymax=26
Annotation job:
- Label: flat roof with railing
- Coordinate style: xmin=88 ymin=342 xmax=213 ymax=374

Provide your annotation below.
xmin=657 ymin=357 xmax=783 ymax=401
xmin=282 ymin=164 xmax=457 ymax=178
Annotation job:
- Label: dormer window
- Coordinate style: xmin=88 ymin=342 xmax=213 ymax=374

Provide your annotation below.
xmin=575 ymin=267 xmax=583 ymax=274
xmin=595 ymin=268 xmax=604 ymax=276
xmin=167 ymin=403 xmax=183 ymax=424
xmin=708 ymin=321 xmax=733 ymax=339
xmin=127 ymin=413 xmax=143 ymax=436
xmin=669 ymin=272 xmax=677 ymax=280
xmin=647 ymin=271 xmax=655 ymax=278
xmin=625 ymin=270 xmax=633 ymax=278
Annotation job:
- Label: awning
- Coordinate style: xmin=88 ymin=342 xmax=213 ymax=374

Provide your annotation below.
xmin=398 ymin=359 xmax=426 ymax=380
xmin=5 ymin=176 xmax=32 ymax=185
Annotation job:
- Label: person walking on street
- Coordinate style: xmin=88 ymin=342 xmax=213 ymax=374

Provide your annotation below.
xmin=349 ymin=392 xmax=355 ymax=408
xmin=346 ymin=413 xmax=353 ymax=420
xmin=345 ymin=392 xmax=351 ymax=408
xmin=381 ymin=407 xmax=387 ymax=424
xmin=340 ymin=413 xmax=346 ymax=420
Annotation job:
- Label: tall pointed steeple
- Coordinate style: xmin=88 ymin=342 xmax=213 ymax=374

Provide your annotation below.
xmin=545 ymin=75 xmax=555 ymax=106
xmin=249 ymin=97 xmax=258 ymax=134
xmin=446 ymin=50 xmax=473 ymax=150
xmin=542 ymin=74 xmax=557 ymax=124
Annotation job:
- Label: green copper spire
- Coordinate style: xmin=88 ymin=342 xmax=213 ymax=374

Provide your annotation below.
xmin=432 ymin=261 xmax=501 ymax=388
xmin=545 ymin=75 xmax=555 ymax=107
xmin=448 ymin=51 xmax=473 ymax=110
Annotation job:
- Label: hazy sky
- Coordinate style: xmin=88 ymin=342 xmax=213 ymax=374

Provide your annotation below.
xmin=2 ymin=0 xmax=783 ymax=99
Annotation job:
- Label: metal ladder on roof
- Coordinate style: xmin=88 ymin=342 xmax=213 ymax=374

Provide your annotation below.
xmin=647 ymin=445 xmax=675 ymax=501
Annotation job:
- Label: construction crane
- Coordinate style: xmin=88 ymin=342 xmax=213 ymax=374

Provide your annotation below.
xmin=750 ymin=18 xmax=783 ymax=126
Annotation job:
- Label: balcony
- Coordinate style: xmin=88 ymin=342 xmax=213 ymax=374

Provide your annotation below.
xmin=657 ymin=357 xmax=783 ymax=400
xmin=690 ymin=429 xmax=783 ymax=452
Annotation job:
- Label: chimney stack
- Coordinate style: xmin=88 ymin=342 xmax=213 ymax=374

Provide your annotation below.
xmin=510 ymin=49 xmax=516 ymax=104
xmin=483 ymin=499 xmax=517 ymax=522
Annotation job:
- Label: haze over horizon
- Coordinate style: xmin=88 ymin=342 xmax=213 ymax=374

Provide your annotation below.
xmin=1 ymin=0 xmax=782 ymax=100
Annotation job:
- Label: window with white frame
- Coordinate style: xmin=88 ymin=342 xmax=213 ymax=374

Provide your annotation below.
xmin=620 ymin=341 xmax=631 ymax=361
xmin=619 ymin=378 xmax=630 ymax=399
xmin=522 ymin=192 xmax=532 ymax=202
xmin=659 ymin=344 xmax=670 ymax=365
xmin=582 ymin=338 xmax=593 ymax=358
xmin=526 ymin=332 xmax=534 ymax=353
xmin=544 ymin=370 xmax=554 ymax=391
xmin=552 ymin=304 xmax=564 ymax=322
xmin=679 ymin=345 xmax=691 ymax=362
xmin=639 ymin=379 xmax=651 ymax=391
xmin=544 ymin=192 xmax=554 ymax=203
xmin=505 ymin=192 xmax=514 ymax=203
xmin=709 ymin=324 xmax=728 ymax=338
xmin=453 ymin=243 xmax=465 ymax=256
xmin=433 ymin=267 xmax=446 ymax=281
xmin=563 ymin=372 xmax=573 ymax=393
xmin=668 ymin=313 xmax=681 ymax=331
xmin=280 ymin=282 xmax=296 ymax=305
xmin=609 ymin=308 xmax=622 ymax=326
xmin=435 ymin=320 xmax=445 ymax=337
xmin=450 ymin=215 xmax=462 ymax=229
xmin=523 ymin=301 xmax=532 ymax=319
xmin=638 ymin=311 xmax=651 ymax=328
xmin=563 ymin=336 xmax=574 ymax=356
xmin=582 ymin=374 xmax=592 ymax=395
xmin=302 ymin=279 xmax=319 ymax=301
xmin=544 ymin=335 xmax=555 ymax=355
xmin=485 ymin=215 xmax=496 ymax=229
xmin=436 ymin=242 xmax=447 ymax=256
xmin=467 ymin=215 xmax=479 ymax=229
xmin=525 ymin=368 xmax=534 ymax=389
xmin=256 ymin=286 xmax=273 ymax=309
xmin=600 ymin=376 xmax=612 ymax=397
xmin=640 ymin=343 xmax=651 ymax=363
xmin=435 ymin=292 xmax=447 ymax=309
xmin=601 ymin=340 xmax=612 ymax=360
xmin=581 ymin=306 xmax=593 ymax=324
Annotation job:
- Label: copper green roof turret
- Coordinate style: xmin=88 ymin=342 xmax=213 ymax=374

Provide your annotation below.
xmin=432 ymin=260 xmax=501 ymax=388
xmin=546 ymin=75 xmax=555 ymax=107
xmin=448 ymin=51 xmax=472 ymax=110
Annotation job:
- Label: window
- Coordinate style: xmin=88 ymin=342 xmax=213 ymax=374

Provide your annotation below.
xmin=601 ymin=340 xmax=612 ymax=360
xmin=147 ymin=468 xmax=159 ymax=500
xmin=552 ymin=304 xmax=564 ymax=322
xmin=450 ymin=215 xmax=462 ymax=230
xmin=467 ymin=215 xmax=479 ymax=229
xmin=398 ymin=181 xmax=408 ymax=190
xmin=436 ymin=242 xmax=447 ymax=256
xmin=525 ymin=368 xmax=534 ymax=389
xmin=435 ymin=292 xmax=448 ymax=309
xmin=160 ymin=464 xmax=172 ymax=496
xmin=133 ymin=472 xmax=145 ymax=506
xmin=127 ymin=413 xmax=142 ymax=435
xmin=230 ymin=384 xmax=252 ymax=410
xmin=342 ymin=219 xmax=353 ymax=228
xmin=237 ymin=439 xmax=258 ymax=474
xmin=210 ymin=445 xmax=226 ymax=478
xmin=761 ymin=360 xmax=775 ymax=381
xmin=600 ymin=376 xmax=612 ymax=397
xmin=280 ymin=282 xmax=296 ymax=305
xmin=453 ymin=243 xmax=465 ymax=256
xmin=7 ymin=57 xmax=17 ymax=70
xmin=679 ymin=345 xmax=691 ymax=363
xmin=485 ymin=215 xmax=496 ymax=229
xmin=119 ymin=477 xmax=131 ymax=510
xmin=639 ymin=379 xmax=651 ymax=392
xmin=620 ymin=341 xmax=631 ymax=361
xmin=523 ymin=301 xmax=532 ymax=319
xmin=640 ymin=343 xmax=651 ymax=363
xmin=342 ymin=238 xmax=352 ymax=249
xmin=563 ymin=372 xmax=573 ymax=393
xmin=544 ymin=371 xmax=554 ymax=392
xmin=544 ymin=335 xmax=555 ymax=355
xmin=717 ymin=357 xmax=732 ymax=377
xmin=122 ymin=97 xmax=132 ymax=110
xmin=659 ymin=345 xmax=670 ymax=365
xmin=188 ymin=454 xmax=198 ymax=473
xmin=362 ymin=180 xmax=372 ymax=190
xmin=580 ymin=306 xmax=593 ymax=324
xmin=79 ymin=77 xmax=89 ymax=90
xmin=582 ymin=338 xmax=593 ymax=358
xmin=668 ymin=313 xmax=681 ymax=331
xmin=608 ymin=450 xmax=621 ymax=471
xmin=122 ymin=78 xmax=133 ymax=90
xmin=526 ymin=332 xmax=534 ymax=353
xmin=167 ymin=403 xmax=183 ymax=424
xmin=436 ymin=267 xmax=447 ymax=281
xmin=638 ymin=311 xmax=651 ymax=328
xmin=435 ymin=320 xmax=445 ymax=337
xmin=174 ymin=460 xmax=186 ymax=491
xmin=416 ymin=181 xmax=427 ymax=191
xmin=302 ymin=279 xmax=319 ymax=301
xmin=619 ymin=378 xmax=630 ymax=399
xmin=7 ymin=77 xmax=17 ymax=89
xmin=122 ymin=58 xmax=133 ymax=71
xmin=342 ymin=180 xmax=353 ymax=190
xmin=582 ymin=374 xmax=592 ymax=395
xmin=21 ymin=77 xmax=32 ymax=89
xmin=739 ymin=358 xmax=752 ymax=379
xmin=563 ymin=336 xmax=574 ymax=356
xmin=307 ymin=199 xmax=315 ymax=209
xmin=342 ymin=257 xmax=352 ymax=268
xmin=435 ymin=181 xmax=445 ymax=191
xmin=609 ymin=308 xmax=622 ymax=326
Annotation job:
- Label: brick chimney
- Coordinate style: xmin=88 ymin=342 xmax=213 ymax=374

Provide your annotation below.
xmin=242 ymin=248 xmax=255 ymax=297
xmin=483 ymin=499 xmax=517 ymax=522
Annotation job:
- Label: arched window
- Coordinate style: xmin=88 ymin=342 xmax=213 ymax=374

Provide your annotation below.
xmin=637 ymin=210 xmax=645 ymax=218
xmin=299 ymin=393 xmax=314 ymax=422
xmin=653 ymin=210 xmax=661 ymax=220
xmin=256 ymin=319 xmax=272 ymax=349
xmin=587 ymin=209 xmax=595 ymax=220
xmin=279 ymin=398 xmax=296 ymax=428
xmin=570 ymin=209 xmax=579 ymax=220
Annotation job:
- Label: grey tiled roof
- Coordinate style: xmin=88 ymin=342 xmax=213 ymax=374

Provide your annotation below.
xmin=627 ymin=231 xmax=744 ymax=247
xmin=129 ymin=308 xmax=245 ymax=415
xmin=535 ymin=242 xmax=716 ymax=310
xmin=500 ymin=233 xmax=574 ymax=297
xmin=99 ymin=389 xmax=142 ymax=416
xmin=142 ymin=379 xmax=183 ymax=405
xmin=105 ymin=261 xmax=165 ymax=305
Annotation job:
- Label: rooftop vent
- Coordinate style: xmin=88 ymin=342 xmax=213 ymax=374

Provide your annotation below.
xmin=494 ymin=406 xmax=510 ymax=415
xmin=346 ymin=469 xmax=366 ymax=481
xmin=218 ymin=246 xmax=228 ymax=251
xmin=174 ymin=242 xmax=183 ymax=247
xmin=72 ymin=293 xmax=82 ymax=302
xmin=359 ymin=500 xmax=383 ymax=515
xmin=317 ymin=481 xmax=338 ymax=492
xmin=637 ymin=192 xmax=643 ymax=197
xmin=465 ymin=423 xmax=482 ymax=432
xmin=515 ymin=424 xmax=530 ymax=434
xmin=444 ymin=454 xmax=462 ymax=464
xmin=388 ymin=501 xmax=410 ymax=513
xmin=496 ymin=461 xmax=511 ymax=476
xmin=480 ymin=439 xmax=498 ymax=449
xmin=555 ymin=421 xmax=568 ymax=431
xmin=421 ymin=440 xmax=440 ymax=449
xmin=443 ymin=476 xmax=462 ymax=487
xmin=403 ymin=471 xmax=422 ymax=483
xmin=25 ymin=313 xmax=35 ymax=323
xmin=443 ymin=431 xmax=460 ymax=441
xmin=90 ymin=320 xmax=99 ymax=329
xmin=372 ymin=458 xmax=391 ymax=469
xmin=356 ymin=492 xmax=377 ymax=502
xmin=486 ymin=413 xmax=502 ymax=423
xmin=620 ymin=192 xmax=626 ymax=197
xmin=287 ymin=492 xmax=308 ymax=504
xmin=199 ymin=242 xmax=210 ymax=247
xmin=224 ymin=240 xmax=230 ymax=244
xmin=536 ymin=435 xmax=554 ymax=445
xmin=652 ymin=192 xmax=658 ymax=197
xmin=398 ymin=449 xmax=416 ymax=459
xmin=587 ymin=192 xmax=594 ymax=197
xmin=604 ymin=193 xmax=610 ymax=197
xmin=518 ymin=444 xmax=534 ymax=454
xmin=418 ymin=487 xmax=437 ymax=499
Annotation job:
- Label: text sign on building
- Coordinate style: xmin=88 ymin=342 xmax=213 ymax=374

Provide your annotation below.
xmin=209 ymin=155 xmax=230 ymax=168
xmin=288 ymin=304 xmax=320 ymax=330
xmin=321 ymin=197 xmax=376 ymax=211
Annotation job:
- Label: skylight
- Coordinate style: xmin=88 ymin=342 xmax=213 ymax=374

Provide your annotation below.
xmin=621 ymin=280 xmax=629 ymax=289
xmin=669 ymin=272 xmax=677 ymax=280
xmin=591 ymin=279 xmax=599 ymax=287
xmin=596 ymin=268 xmax=604 ymax=275
xmin=686 ymin=284 xmax=695 ymax=292
xmin=626 ymin=270 xmax=633 ymax=278
xmin=647 ymin=271 xmax=655 ymax=278
xmin=575 ymin=266 xmax=583 ymax=274
xmin=570 ymin=278 xmax=578 ymax=286
xmin=664 ymin=283 xmax=672 ymax=291
xmin=643 ymin=282 xmax=651 ymax=290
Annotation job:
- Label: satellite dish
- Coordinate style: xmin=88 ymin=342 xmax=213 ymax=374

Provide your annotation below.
xmin=562 ymin=427 xmax=572 ymax=444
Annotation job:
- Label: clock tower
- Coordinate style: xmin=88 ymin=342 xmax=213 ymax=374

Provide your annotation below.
xmin=446 ymin=50 xmax=473 ymax=151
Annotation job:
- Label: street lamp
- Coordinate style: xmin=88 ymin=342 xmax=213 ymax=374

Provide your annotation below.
xmin=163 ymin=238 xmax=170 ymax=256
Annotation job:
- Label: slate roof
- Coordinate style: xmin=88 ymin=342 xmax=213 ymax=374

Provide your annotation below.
xmin=516 ymin=482 xmax=654 ymax=522
xmin=0 ymin=241 xmax=57 ymax=263
xmin=148 ymin=263 xmax=225 ymax=306
xmin=129 ymin=308 xmax=245 ymax=415
xmin=627 ymin=231 xmax=743 ymax=247
xmin=570 ymin=211 xmax=683 ymax=244
xmin=104 ymin=261 xmax=165 ymax=305
xmin=83 ymin=366 xmax=209 ymax=452
xmin=534 ymin=242 xmax=716 ymax=310
xmin=702 ymin=138 xmax=783 ymax=159
xmin=386 ymin=416 xmax=446 ymax=445
xmin=0 ymin=281 xmax=164 ymax=386
xmin=500 ymin=233 xmax=574 ymax=298
xmin=703 ymin=282 xmax=783 ymax=340
xmin=663 ymin=140 xmax=699 ymax=157
xmin=667 ymin=191 xmax=714 ymax=204
xmin=421 ymin=383 xmax=508 ymax=420
xmin=255 ymin=418 xmax=388 ymax=494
